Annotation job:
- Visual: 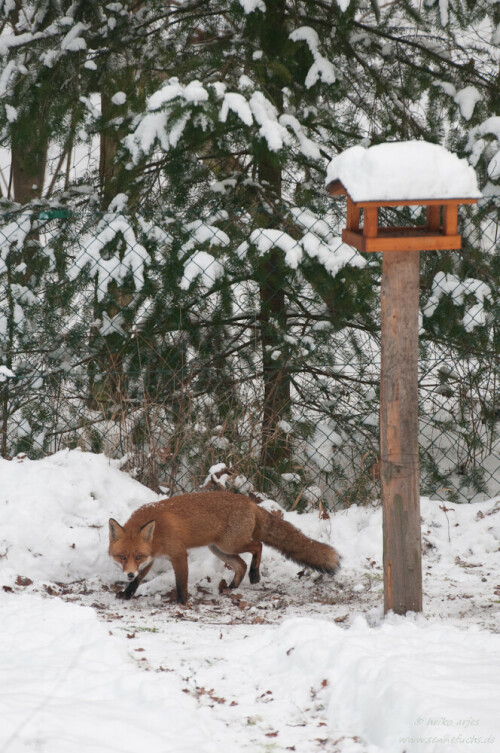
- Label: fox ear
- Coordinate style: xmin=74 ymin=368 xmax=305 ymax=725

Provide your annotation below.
xmin=108 ymin=518 xmax=124 ymax=542
xmin=140 ymin=520 xmax=155 ymax=543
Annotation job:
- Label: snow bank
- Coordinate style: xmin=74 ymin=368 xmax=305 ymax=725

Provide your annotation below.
xmin=0 ymin=450 xmax=159 ymax=584
xmin=334 ymin=495 xmax=500 ymax=594
xmin=0 ymin=449 xmax=336 ymax=591
xmin=1 ymin=449 xmax=499 ymax=598
xmin=248 ymin=616 xmax=500 ymax=753
xmin=326 ymin=141 xmax=482 ymax=202
xmin=0 ymin=592 xmax=231 ymax=753
xmin=0 ymin=450 xmax=499 ymax=753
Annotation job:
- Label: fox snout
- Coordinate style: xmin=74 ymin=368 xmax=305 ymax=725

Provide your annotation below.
xmin=111 ymin=557 xmax=138 ymax=580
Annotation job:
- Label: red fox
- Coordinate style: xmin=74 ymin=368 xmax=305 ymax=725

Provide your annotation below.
xmin=108 ymin=491 xmax=340 ymax=604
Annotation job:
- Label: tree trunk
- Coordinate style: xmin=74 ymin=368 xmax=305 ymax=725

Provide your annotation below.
xmin=256 ymin=148 xmax=291 ymax=472
xmin=255 ymin=0 xmax=291 ymax=474
xmin=11 ymin=139 xmax=47 ymax=205
xmin=99 ymin=88 xmax=122 ymax=208
xmin=258 ymin=247 xmax=291 ymax=470
xmin=88 ymin=84 xmax=133 ymax=412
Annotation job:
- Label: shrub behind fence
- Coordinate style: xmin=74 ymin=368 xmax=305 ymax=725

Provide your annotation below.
xmin=0 ymin=203 xmax=498 ymax=507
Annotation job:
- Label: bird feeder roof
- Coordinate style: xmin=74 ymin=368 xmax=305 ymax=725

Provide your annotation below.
xmin=326 ymin=141 xmax=482 ymax=204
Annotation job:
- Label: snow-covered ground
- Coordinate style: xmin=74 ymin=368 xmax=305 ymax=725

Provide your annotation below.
xmin=0 ymin=449 xmax=499 ymax=753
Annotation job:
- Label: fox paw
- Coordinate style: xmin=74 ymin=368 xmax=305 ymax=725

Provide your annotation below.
xmin=249 ymin=568 xmax=260 ymax=584
xmin=116 ymin=590 xmax=133 ymax=600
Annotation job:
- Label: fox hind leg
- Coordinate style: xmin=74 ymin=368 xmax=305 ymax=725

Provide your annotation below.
xmin=230 ymin=540 xmax=262 ymax=583
xmin=210 ymin=541 xmax=262 ymax=587
xmin=247 ymin=541 xmax=262 ymax=584
xmin=226 ymin=540 xmax=262 ymax=584
xmin=209 ymin=544 xmax=247 ymax=588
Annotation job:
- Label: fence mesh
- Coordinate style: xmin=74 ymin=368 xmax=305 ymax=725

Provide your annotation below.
xmin=0 ymin=201 xmax=498 ymax=507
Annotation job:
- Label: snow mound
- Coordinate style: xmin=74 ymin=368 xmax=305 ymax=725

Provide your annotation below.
xmin=251 ymin=616 xmax=500 ymax=753
xmin=0 ymin=450 xmax=499 ymax=752
xmin=326 ymin=141 xmax=482 ymax=202
xmin=0 ymin=592 xmax=228 ymax=753
xmin=0 ymin=449 xmax=159 ymax=584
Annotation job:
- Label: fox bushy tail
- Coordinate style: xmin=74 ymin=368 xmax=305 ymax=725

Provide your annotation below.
xmin=254 ymin=507 xmax=340 ymax=574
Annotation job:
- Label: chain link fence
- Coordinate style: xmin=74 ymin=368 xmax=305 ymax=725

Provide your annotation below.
xmin=0 ymin=201 xmax=498 ymax=507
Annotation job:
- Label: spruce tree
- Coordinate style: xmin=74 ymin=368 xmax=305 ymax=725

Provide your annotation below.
xmin=0 ymin=0 xmax=498 ymax=501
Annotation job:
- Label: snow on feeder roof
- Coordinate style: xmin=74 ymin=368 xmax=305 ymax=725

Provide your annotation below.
xmin=326 ymin=141 xmax=481 ymax=203
xmin=326 ymin=141 xmax=481 ymax=253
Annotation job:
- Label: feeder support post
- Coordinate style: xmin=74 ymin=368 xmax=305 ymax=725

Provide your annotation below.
xmin=380 ymin=250 xmax=422 ymax=614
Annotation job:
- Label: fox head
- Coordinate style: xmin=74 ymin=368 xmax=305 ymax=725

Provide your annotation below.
xmin=108 ymin=518 xmax=156 ymax=582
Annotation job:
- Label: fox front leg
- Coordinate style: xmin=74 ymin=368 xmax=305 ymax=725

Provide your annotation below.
xmin=116 ymin=561 xmax=153 ymax=600
xmin=170 ymin=552 xmax=189 ymax=605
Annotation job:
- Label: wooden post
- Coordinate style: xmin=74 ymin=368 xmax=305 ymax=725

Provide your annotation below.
xmin=443 ymin=204 xmax=458 ymax=237
xmin=380 ymin=250 xmax=422 ymax=614
xmin=363 ymin=206 xmax=378 ymax=237
xmin=346 ymin=198 xmax=360 ymax=231
xmin=426 ymin=205 xmax=441 ymax=232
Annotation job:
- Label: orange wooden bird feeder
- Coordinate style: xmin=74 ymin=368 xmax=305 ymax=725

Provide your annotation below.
xmin=326 ymin=141 xmax=480 ymax=616
xmin=327 ymin=182 xmax=477 ymax=254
